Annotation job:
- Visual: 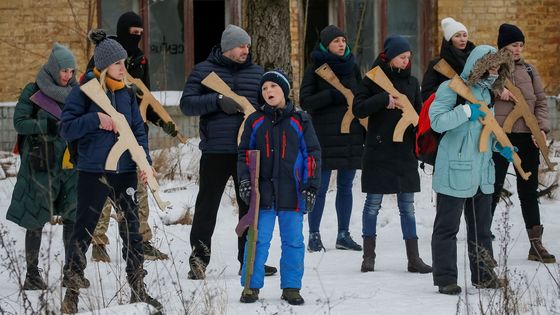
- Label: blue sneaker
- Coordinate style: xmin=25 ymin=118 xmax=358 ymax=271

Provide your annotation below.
xmin=336 ymin=231 xmax=362 ymax=251
xmin=307 ymin=232 xmax=326 ymax=252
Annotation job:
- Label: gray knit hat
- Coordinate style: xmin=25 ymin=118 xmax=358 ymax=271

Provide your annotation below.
xmin=221 ymin=24 xmax=251 ymax=52
xmin=44 ymin=42 xmax=76 ymax=78
xmin=88 ymin=29 xmax=128 ymax=70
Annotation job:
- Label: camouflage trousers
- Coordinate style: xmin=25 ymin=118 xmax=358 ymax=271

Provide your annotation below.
xmin=91 ymin=170 xmax=152 ymax=245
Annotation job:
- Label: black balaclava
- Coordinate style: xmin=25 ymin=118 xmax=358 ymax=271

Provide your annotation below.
xmin=116 ymin=11 xmax=143 ymax=55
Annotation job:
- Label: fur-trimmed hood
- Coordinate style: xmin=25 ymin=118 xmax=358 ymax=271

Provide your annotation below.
xmin=461 ymin=45 xmax=513 ymax=91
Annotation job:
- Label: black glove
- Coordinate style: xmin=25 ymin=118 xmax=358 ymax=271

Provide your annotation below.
xmin=331 ymin=89 xmax=346 ymax=104
xmin=301 ymin=188 xmax=317 ymax=213
xmin=218 ymin=94 xmax=240 ymax=115
xmin=238 ymin=179 xmax=251 ymax=205
xmin=47 ymin=118 xmax=59 ymax=134
xmin=158 ymin=120 xmax=178 ymax=137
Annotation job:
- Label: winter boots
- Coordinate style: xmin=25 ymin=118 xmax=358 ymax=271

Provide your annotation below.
xmin=360 ymin=237 xmax=376 ymax=272
xmin=438 ymin=283 xmax=462 ymax=295
xmin=187 ymin=256 xmax=207 ymax=280
xmin=143 ymin=242 xmax=169 ymax=261
xmin=23 ymin=269 xmax=47 ymax=290
xmin=281 ymin=288 xmax=305 ymax=305
xmin=527 ymin=225 xmax=556 ymax=263
xmin=336 ymin=231 xmax=362 ymax=251
xmin=239 ymin=288 xmax=259 ymax=303
xmin=62 ymin=271 xmax=90 ymax=289
xmin=60 ymin=288 xmax=79 ymax=314
xmin=405 ymin=239 xmax=432 ymax=273
xmin=128 ymin=271 xmax=163 ymax=312
xmin=91 ymin=244 xmax=111 ymax=262
xmin=307 ymin=232 xmax=326 ymax=252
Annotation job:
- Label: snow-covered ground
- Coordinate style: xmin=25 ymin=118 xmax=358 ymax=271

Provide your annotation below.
xmin=0 ymin=139 xmax=559 ymax=314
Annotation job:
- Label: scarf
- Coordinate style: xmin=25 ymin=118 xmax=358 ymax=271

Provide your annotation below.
xmin=35 ymin=66 xmax=77 ymax=103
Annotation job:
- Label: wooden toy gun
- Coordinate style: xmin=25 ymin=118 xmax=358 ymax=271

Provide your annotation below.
xmin=235 ymin=150 xmax=260 ymax=295
xmin=201 ymin=72 xmax=256 ymax=143
xmin=81 ymin=78 xmax=171 ymax=212
xmin=314 ymin=63 xmax=368 ymax=133
xmin=126 ymin=71 xmax=188 ymax=144
xmin=365 ymin=66 xmax=419 ymax=142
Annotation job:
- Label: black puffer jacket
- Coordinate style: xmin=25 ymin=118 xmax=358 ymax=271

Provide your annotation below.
xmin=421 ymin=39 xmax=476 ymax=101
xmin=352 ymin=55 xmax=421 ymax=194
xmin=238 ymin=101 xmax=321 ymax=211
xmin=180 ymin=45 xmax=263 ymax=154
xmin=300 ymin=46 xmax=365 ymax=170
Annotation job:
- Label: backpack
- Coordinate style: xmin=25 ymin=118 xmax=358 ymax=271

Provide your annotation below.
xmin=415 ymin=92 xmax=464 ymax=169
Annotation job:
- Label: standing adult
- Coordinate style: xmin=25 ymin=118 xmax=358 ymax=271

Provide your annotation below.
xmin=60 ymin=30 xmax=161 ymax=313
xmin=300 ymin=25 xmax=364 ymax=252
xmin=353 ymin=35 xmax=431 ymax=274
xmin=7 ymin=43 xmax=78 ymax=290
xmin=88 ymin=11 xmax=173 ymax=263
xmin=430 ymin=45 xmax=512 ymax=295
xmin=180 ymin=24 xmax=277 ymax=280
xmin=421 ymin=17 xmax=476 ymax=101
xmin=491 ymin=23 xmax=555 ymax=263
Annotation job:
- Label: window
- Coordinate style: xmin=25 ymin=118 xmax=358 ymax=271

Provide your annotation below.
xmin=345 ymin=0 xmax=377 ymax=74
xmin=387 ymin=0 xmax=421 ymax=78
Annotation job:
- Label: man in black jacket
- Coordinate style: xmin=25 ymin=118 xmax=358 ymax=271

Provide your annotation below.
xmin=180 ymin=24 xmax=276 ymax=280
xmin=89 ymin=12 xmax=176 ymax=263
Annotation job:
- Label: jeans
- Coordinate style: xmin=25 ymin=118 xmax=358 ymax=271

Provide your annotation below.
xmin=241 ymin=209 xmax=304 ymax=289
xmin=308 ymin=169 xmax=356 ymax=233
xmin=362 ymin=192 xmax=418 ymax=240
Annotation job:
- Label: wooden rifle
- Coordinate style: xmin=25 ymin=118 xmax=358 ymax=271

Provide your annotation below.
xmin=314 ymin=63 xmax=368 ymax=133
xmin=81 ymin=78 xmax=171 ymax=212
xmin=201 ymin=72 xmax=256 ymax=144
xmin=365 ymin=66 xmax=419 ymax=142
xmin=125 ymin=71 xmax=188 ymax=144
xmin=235 ymin=150 xmax=260 ymax=295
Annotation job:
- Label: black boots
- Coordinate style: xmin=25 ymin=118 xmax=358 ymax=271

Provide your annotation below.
xmin=527 ymin=225 xmax=556 ymax=263
xmin=23 ymin=269 xmax=47 ymax=290
xmin=281 ymin=288 xmax=304 ymax=305
xmin=438 ymin=283 xmax=462 ymax=295
xmin=24 ymin=228 xmax=47 ymax=290
xmin=405 ymin=239 xmax=432 ymax=273
xmin=128 ymin=271 xmax=163 ymax=312
xmin=239 ymin=288 xmax=259 ymax=303
xmin=360 ymin=237 xmax=376 ymax=272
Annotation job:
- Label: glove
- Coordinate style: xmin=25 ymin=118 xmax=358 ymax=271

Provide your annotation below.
xmin=238 ymin=179 xmax=251 ymax=205
xmin=47 ymin=118 xmax=58 ymax=134
xmin=218 ymin=94 xmax=240 ymax=115
xmin=496 ymin=143 xmax=518 ymax=162
xmin=301 ymin=188 xmax=317 ymax=213
xmin=159 ymin=120 xmax=178 ymax=137
xmin=467 ymin=103 xmax=486 ymax=121
xmin=331 ymin=89 xmax=346 ymax=104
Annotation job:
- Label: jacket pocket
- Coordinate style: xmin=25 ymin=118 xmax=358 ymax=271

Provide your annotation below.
xmin=448 ymin=161 xmax=472 ymax=191
xmin=486 ymin=159 xmax=495 ymax=185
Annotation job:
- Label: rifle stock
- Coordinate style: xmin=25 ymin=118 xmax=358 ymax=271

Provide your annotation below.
xmin=447 ymin=76 xmax=531 ymax=180
xmin=503 ymin=79 xmax=556 ymax=171
xmin=365 ymin=66 xmax=419 ymax=142
xmin=435 ymin=59 xmax=555 ymax=172
xmin=126 ymin=72 xmax=188 ymax=144
xmin=201 ymin=72 xmax=256 ymax=144
xmin=235 ymin=150 xmax=260 ymax=293
xmin=314 ymin=63 xmax=368 ymax=133
xmin=80 ymin=79 xmax=172 ymax=212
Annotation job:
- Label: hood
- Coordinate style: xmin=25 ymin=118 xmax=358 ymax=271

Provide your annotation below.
xmin=461 ymin=45 xmax=513 ymax=90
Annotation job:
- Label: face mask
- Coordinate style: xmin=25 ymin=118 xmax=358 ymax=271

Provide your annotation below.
xmin=478 ymin=73 xmax=499 ymax=89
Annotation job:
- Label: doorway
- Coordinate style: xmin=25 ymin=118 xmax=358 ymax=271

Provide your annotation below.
xmin=194 ymin=0 xmax=225 ymax=64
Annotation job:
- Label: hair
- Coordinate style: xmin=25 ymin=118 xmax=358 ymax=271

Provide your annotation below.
xmin=98 ymin=66 xmax=131 ymax=93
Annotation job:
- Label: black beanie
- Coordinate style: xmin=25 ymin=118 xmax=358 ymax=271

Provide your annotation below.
xmin=116 ymin=11 xmax=143 ymax=55
xmin=383 ymin=35 xmax=411 ymax=60
xmin=259 ymin=69 xmax=291 ymax=104
xmin=320 ymin=25 xmax=346 ymax=47
xmin=497 ymin=23 xmax=525 ymax=49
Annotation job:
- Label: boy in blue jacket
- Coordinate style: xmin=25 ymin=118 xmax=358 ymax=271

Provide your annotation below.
xmin=237 ymin=70 xmax=321 ymax=305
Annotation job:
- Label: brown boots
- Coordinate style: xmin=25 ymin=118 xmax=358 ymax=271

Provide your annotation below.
xmin=361 ymin=238 xmax=432 ymax=273
xmin=405 ymin=239 xmax=432 ymax=273
xmin=527 ymin=225 xmax=556 ymax=263
xmin=360 ymin=237 xmax=376 ymax=272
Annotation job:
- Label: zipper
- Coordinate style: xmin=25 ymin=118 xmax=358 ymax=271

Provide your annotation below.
xmin=282 ymin=131 xmax=286 ymax=159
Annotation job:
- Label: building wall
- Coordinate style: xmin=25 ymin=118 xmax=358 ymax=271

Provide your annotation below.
xmin=437 ymin=0 xmax=560 ymax=95
xmin=0 ymin=0 xmax=96 ymax=101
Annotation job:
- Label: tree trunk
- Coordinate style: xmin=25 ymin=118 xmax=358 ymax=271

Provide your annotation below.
xmin=243 ymin=0 xmax=292 ymax=73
